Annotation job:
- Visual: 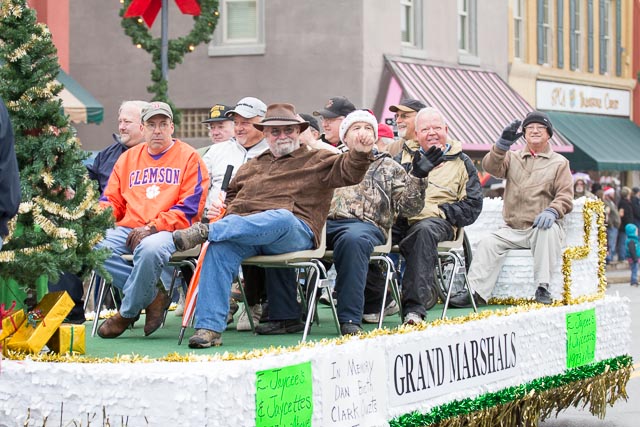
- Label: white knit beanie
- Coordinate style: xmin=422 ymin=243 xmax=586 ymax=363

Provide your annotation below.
xmin=339 ymin=110 xmax=379 ymax=143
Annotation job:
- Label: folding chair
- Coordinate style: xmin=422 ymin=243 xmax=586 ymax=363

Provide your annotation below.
xmin=89 ymin=246 xmax=201 ymax=337
xmin=322 ymin=228 xmax=402 ymax=330
xmin=435 ymin=228 xmax=478 ymax=319
xmin=241 ymin=225 xmax=328 ymax=342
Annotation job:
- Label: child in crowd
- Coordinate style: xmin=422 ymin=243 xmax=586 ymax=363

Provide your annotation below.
xmin=624 ymin=223 xmax=640 ymax=287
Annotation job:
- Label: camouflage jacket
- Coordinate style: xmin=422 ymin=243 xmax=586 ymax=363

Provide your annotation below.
xmin=327 ymin=152 xmax=427 ymax=235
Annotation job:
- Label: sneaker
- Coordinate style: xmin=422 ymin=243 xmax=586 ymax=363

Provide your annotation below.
xmin=188 ymin=328 xmax=222 ymax=349
xmin=174 ymin=288 xmax=186 ymax=316
xmin=237 ymin=304 xmax=262 ymax=331
xmin=362 ymin=299 xmax=400 ymax=324
xmin=255 ymin=319 xmax=305 ymax=335
xmin=631 ymin=282 xmax=638 ymax=287
xmin=534 ymin=285 xmax=553 ymax=305
xmin=230 ymin=280 xmax=243 ymax=301
xmin=319 ymin=290 xmax=337 ymax=306
xmin=340 ymin=322 xmax=363 ymax=336
xmin=227 ymin=298 xmax=239 ymax=324
xmin=173 ymin=222 xmax=209 ymax=251
xmin=403 ymin=312 xmax=424 ymax=326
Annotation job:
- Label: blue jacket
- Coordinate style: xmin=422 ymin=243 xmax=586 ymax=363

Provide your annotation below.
xmin=0 ymin=97 xmax=21 ymax=237
xmin=86 ymin=133 xmax=128 ymax=194
xmin=625 ymin=223 xmax=640 ymax=261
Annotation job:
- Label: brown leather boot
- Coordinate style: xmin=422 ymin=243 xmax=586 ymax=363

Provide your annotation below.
xmin=97 ymin=313 xmax=136 ymax=339
xmin=144 ymin=289 xmax=171 ymax=336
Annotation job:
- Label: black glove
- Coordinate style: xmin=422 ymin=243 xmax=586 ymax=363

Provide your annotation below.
xmin=126 ymin=225 xmax=158 ymax=252
xmin=411 ymin=146 xmax=444 ymax=178
xmin=496 ymin=119 xmax=523 ymax=151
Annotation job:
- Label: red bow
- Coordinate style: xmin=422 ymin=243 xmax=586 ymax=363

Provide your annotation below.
xmin=0 ymin=301 xmax=19 ymax=331
xmin=124 ymin=0 xmax=201 ymax=28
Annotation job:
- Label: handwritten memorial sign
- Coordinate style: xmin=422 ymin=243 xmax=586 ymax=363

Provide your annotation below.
xmin=256 ymin=361 xmax=313 ymax=427
xmin=320 ymin=345 xmax=387 ymax=427
xmin=566 ymin=308 xmax=596 ymax=369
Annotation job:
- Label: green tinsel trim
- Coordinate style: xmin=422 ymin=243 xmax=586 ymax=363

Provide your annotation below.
xmin=391 ymin=355 xmax=633 ymax=427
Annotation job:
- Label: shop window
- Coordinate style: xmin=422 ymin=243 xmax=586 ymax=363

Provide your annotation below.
xmin=401 ymin=0 xmax=425 ymax=59
xmin=537 ymin=0 xmax=554 ymax=65
xmin=174 ymin=109 xmax=209 ymax=139
xmin=570 ymin=0 xmax=583 ymax=70
xmin=208 ymin=0 xmax=265 ymax=56
xmin=458 ymin=0 xmax=478 ymax=65
xmin=599 ymin=0 xmax=611 ymax=74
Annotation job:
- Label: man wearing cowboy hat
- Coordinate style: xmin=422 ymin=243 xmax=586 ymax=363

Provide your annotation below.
xmin=172 ymin=103 xmax=375 ymax=348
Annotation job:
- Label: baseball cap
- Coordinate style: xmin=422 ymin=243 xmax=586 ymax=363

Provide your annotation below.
xmin=313 ymin=96 xmax=356 ymax=118
xmin=202 ymin=104 xmax=233 ymax=123
xmin=388 ymin=98 xmax=427 ymax=113
xmin=299 ymin=113 xmax=320 ymax=133
xmin=141 ymin=101 xmax=173 ymax=121
xmin=225 ymin=97 xmax=267 ymax=119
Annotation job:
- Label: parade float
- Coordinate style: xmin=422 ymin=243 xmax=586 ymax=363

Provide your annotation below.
xmin=0 ymin=197 xmax=632 ymax=427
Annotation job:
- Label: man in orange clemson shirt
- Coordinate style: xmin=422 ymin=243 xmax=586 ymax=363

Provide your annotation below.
xmin=95 ymin=102 xmax=209 ymax=339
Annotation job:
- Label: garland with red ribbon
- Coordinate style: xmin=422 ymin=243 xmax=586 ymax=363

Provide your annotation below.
xmin=119 ymin=0 xmax=220 ymax=125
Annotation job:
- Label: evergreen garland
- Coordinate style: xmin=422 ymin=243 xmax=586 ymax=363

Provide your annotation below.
xmin=119 ymin=0 xmax=220 ymax=126
xmin=0 ymin=0 xmax=113 ymax=299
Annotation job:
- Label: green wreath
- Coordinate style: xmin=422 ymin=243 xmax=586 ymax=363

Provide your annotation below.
xmin=119 ymin=0 xmax=220 ymax=125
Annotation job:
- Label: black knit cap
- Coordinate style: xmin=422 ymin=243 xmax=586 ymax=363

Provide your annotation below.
xmin=522 ymin=111 xmax=553 ymax=137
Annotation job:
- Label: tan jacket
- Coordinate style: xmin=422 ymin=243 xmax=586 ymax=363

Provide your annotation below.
xmin=225 ymin=146 xmax=373 ymax=247
xmin=482 ymin=144 xmax=574 ymax=229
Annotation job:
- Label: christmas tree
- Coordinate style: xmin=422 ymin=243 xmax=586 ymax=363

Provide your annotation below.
xmin=0 ymin=0 xmax=113 ymax=306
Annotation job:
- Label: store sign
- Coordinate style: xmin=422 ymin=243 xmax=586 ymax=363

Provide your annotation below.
xmin=536 ymin=81 xmax=630 ymax=116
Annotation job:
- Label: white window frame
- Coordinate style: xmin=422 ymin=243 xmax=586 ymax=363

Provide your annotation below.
xmin=400 ymin=0 xmax=426 ymax=59
xmin=208 ymin=0 xmax=265 ymax=57
xmin=542 ymin=0 xmax=554 ymax=65
xmin=602 ymin=0 xmax=611 ymax=74
xmin=513 ymin=0 xmax=525 ymax=60
xmin=458 ymin=0 xmax=479 ymax=65
xmin=571 ymin=0 xmax=583 ymax=70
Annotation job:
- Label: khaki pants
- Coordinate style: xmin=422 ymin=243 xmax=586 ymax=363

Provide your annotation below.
xmin=467 ymin=223 xmax=565 ymax=301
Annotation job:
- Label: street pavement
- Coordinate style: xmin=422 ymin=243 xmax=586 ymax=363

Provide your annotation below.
xmin=540 ymin=263 xmax=640 ymax=426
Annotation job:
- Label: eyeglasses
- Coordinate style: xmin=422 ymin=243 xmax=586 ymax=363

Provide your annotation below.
xmin=524 ymin=125 xmax=547 ymax=132
xmin=394 ymin=112 xmax=416 ymax=120
xmin=144 ymin=122 xmax=171 ymax=131
xmin=265 ymin=126 xmax=298 ymax=137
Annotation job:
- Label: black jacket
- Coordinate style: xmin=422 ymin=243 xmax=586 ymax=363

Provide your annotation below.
xmin=0 ymin=97 xmax=21 ymax=237
xmin=86 ymin=133 xmax=128 ymax=194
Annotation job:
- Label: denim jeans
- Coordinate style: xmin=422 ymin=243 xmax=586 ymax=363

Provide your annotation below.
xmin=630 ymin=260 xmax=638 ymax=284
xmin=95 ymin=226 xmax=176 ymax=318
xmin=326 ymin=219 xmax=385 ymax=324
xmin=193 ymin=209 xmax=313 ymax=333
xmin=606 ymin=226 xmax=619 ymax=262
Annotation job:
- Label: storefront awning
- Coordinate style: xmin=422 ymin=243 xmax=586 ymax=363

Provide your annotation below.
xmin=546 ymin=111 xmax=640 ymax=171
xmin=56 ymin=69 xmax=103 ymax=124
xmin=381 ymin=57 xmax=573 ymax=152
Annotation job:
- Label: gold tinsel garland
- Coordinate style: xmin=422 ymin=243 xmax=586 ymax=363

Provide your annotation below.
xmin=0 ymin=2 xmax=23 ymax=19
xmin=0 ymin=182 xmax=98 ymax=263
xmin=490 ymin=200 xmax=606 ymax=306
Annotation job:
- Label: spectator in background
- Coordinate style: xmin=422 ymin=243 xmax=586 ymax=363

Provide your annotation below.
xmin=87 ymin=100 xmax=148 ymax=195
xmin=0 ymin=96 xmax=21 ymax=251
xmin=573 ymin=175 xmax=595 ymax=199
xmin=300 ymin=113 xmax=321 ymax=140
xmin=631 ymin=187 xmax=640 ymax=230
xmin=298 ymin=113 xmax=340 ymax=153
xmin=197 ymin=103 xmax=235 ymax=157
xmin=313 ymin=96 xmax=356 ymax=152
xmin=602 ymin=187 xmax=621 ymax=263
xmin=618 ymin=186 xmax=635 ymax=264
xmin=624 ymin=223 xmax=640 ymax=287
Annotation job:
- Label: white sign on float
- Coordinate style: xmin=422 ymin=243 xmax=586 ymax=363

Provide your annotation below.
xmin=387 ymin=327 xmax=520 ymax=407
xmin=320 ymin=341 xmax=389 ymax=427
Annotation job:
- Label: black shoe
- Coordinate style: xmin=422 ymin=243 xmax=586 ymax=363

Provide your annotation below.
xmin=534 ymin=286 xmax=552 ymax=305
xmin=340 ymin=322 xmax=363 ymax=336
xmin=255 ymin=319 xmax=305 ymax=335
xmin=448 ymin=290 xmax=486 ymax=308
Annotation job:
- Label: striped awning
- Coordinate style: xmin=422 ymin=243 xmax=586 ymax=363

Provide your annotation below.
xmin=56 ymin=69 xmax=103 ymax=124
xmin=381 ymin=58 xmax=573 ymax=152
